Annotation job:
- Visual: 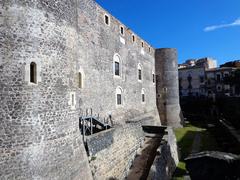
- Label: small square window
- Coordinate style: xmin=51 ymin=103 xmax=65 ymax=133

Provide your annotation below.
xmin=105 ymin=15 xmax=109 ymax=25
xmin=120 ymin=26 xmax=124 ymax=35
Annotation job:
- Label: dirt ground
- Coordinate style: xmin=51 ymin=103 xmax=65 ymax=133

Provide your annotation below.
xmin=126 ymin=137 xmax=161 ymax=180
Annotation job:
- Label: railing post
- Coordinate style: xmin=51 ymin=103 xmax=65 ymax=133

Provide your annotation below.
xmin=90 ymin=108 xmax=93 ymax=135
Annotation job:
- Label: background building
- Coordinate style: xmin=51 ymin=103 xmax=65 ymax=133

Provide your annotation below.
xmin=179 ymin=58 xmax=240 ymax=97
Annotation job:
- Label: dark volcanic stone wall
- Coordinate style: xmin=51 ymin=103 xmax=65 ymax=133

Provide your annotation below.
xmin=0 ymin=0 xmax=162 ymax=179
xmin=155 ymin=48 xmax=182 ymax=128
xmin=0 ymin=0 xmax=92 ymax=179
xmin=77 ymin=1 xmax=160 ymax=124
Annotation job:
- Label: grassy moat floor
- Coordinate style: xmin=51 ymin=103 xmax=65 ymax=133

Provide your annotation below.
xmin=172 ymin=120 xmax=220 ymax=180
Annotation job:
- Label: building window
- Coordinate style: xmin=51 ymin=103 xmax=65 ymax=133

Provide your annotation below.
xmin=149 ymin=47 xmax=151 ymax=53
xmin=141 ymin=42 xmax=144 ymax=48
xmin=113 ymin=54 xmax=121 ymax=77
xmin=71 ymin=94 xmax=75 ymax=106
xmin=216 ymin=74 xmax=221 ymax=82
xmin=30 ymin=62 xmax=37 ymax=84
xmin=132 ymin=35 xmax=135 ymax=42
xmin=138 ymin=64 xmax=142 ymax=81
xmin=152 ymin=71 xmax=155 ymax=83
xmin=120 ymin=26 xmax=124 ymax=35
xmin=116 ymin=87 xmax=123 ymax=106
xmin=141 ymin=89 xmax=145 ymax=103
xmin=69 ymin=92 xmax=76 ymax=110
xmin=104 ymin=14 xmax=110 ymax=25
xmin=78 ymin=72 xmax=82 ymax=88
xmin=115 ymin=62 xmax=120 ymax=76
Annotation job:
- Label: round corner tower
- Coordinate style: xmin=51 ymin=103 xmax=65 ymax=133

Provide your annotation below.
xmin=155 ymin=48 xmax=183 ymax=128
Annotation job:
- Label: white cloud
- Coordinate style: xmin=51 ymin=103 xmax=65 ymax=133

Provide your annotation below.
xmin=204 ymin=18 xmax=240 ymax=32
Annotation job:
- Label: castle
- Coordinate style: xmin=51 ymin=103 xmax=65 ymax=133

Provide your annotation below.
xmin=0 ymin=0 xmax=182 ymax=179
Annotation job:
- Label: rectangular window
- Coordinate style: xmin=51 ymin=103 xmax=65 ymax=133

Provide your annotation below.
xmin=105 ymin=15 xmax=109 ymax=25
xmin=132 ymin=35 xmax=135 ymax=42
xmin=153 ymin=74 xmax=155 ymax=83
xmin=30 ymin=62 xmax=37 ymax=84
xmin=138 ymin=69 xmax=142 ymax=80
xmin=141 ymin=42 xmax=144 ymax=48
xmin=115 ymin=62 xmax=120 ymax=76
xmin=120 ymin=26 xmax=124 ymax=35
xmin=71 ymin=94 xmax=75 ymax=106
xmin=117 ymin=94 xmax=121 ymax=105
xmin=142 ymin=94 xmax=145 ymax=102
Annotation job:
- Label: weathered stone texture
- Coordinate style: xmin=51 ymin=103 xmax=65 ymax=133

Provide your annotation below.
xmin=0 ymin=0 xmax=181 ymax=179
xmin=155 ymin=48 xmax=183 ymax=128
xmin=147 ymin=127 xmax=179 ymax=180
xmin=88 ymin=122 xmax=144 ymax=179
xmin=76 ymin=2 xmax=159 ymax=124
xmin=0 ymin=1 xmax=92 ymax=179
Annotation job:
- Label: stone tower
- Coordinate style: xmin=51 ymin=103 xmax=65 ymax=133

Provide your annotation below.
xmin=155 ymin=48 xmax=183 ymax=128
xmin=0 ymin=1 xmax=92 ymax=179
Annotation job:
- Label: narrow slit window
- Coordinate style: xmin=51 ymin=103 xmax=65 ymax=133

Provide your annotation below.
xmin=105 ymin=15 xmax=109 ymax=25
xmin=132 ymin=35 xmax=135 ymax=42
xmin=141 ymin=42 xmax=144 ymax=48
xmin=71 ymin=94 xmax=75 ymax=106
xmin=141 ymin=89 xmax=145 ymax=103
xmin=153 ymin=74 xmax=155 ymax=83
xmin=138 ymin=64 xmax=142 ymax=81
xmin=78 ymin=72 xmax=82 ymax=88
xmin=115 ymin=61 xmax=120 ymax=76
xmin=117 ymin=94 xmax=121 ymax=105
xmin=142 ymin=93 xmax=145 ymax=102
xmin=30 ymin=62 xmax=37 ymax=84
xmin=138 ymin=69 xmax=142 ymax=80
xmin=120 ymin=26 xmax=124 ymax=35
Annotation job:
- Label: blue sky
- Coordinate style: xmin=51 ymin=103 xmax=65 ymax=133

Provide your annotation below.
xmin=95 ymin=0 xmax=240 ymax=65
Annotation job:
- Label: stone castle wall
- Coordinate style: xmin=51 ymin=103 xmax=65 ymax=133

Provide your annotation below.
xmin=87 ymin=122 xmax=144 ymax=179
xmin=77 ymin=0 xmax=160 ymax=124
xmin=0 ymin=0 xmax=92 ymax=179
xmin=0 ymin=0 xmax=162 ymax=179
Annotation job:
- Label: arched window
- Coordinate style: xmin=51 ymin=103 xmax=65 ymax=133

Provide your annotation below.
xmin=141 ymin=89 xmax=145 ymax=103
xmin=77 ymin=68 xmax=85 ymax=89
xmin=30 ymin=62 xmax=37 ymax=84
xmin=78 ymin=72 xmax=82 ymax=88
xmin=116 ymin=87 xmax=123 ymax=106
xmin=138 ymin=64 xmax=142 ymax=81
xmin=113 ymin=54 xmax=121 ymax=77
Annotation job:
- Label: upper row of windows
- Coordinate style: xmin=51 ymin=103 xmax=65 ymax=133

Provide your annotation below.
xmin=113 ymin=54 xmax=155 ymax=83
xmin=104 ymin=14 xmax=152 ymax=53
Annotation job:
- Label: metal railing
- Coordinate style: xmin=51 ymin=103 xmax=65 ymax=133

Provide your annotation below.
xmin=79 ymin=108 xmax=112 ymax=142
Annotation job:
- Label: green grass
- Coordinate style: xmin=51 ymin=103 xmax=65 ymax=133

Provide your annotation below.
xmin=172 ymin=121 xmax=219 ymax=179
